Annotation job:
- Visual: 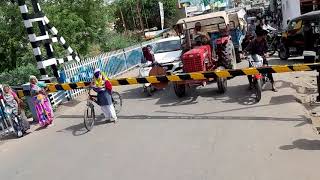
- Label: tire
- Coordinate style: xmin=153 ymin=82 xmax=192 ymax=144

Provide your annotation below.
xmin=84 ymin=106 xmax=95 ymax=131
xmin=12 ymin=117 xmax=23 ymax=138
xmin=112 ymin=91 xmax=122 ymax=114
xmin=217 ymin=77 xmax=227 ymax=93
xmin=20 ymin=116 xmax=30 ymax=133
xmin=279 ymin=45 xmax=289 ymax=60
xmin=173 ymin=83 xmax=186 ymax=98
xmin=254 ymin=79 xmax=262 ymax=102
xmin=16 ymin=130 xmax=23 ymax=138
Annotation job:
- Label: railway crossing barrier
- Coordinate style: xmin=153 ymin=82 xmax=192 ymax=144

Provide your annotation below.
xmin=13 ymin=63 xmax=320 ymax=101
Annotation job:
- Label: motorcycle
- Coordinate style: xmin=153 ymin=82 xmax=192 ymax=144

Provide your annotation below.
xmin=247 ymin=54 xmax=269 ymax=102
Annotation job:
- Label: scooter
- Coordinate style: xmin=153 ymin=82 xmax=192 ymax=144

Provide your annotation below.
xmin=247 ymin=54 xmax=269 ymax=102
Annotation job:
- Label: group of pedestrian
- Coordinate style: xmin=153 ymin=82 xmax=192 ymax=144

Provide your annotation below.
xmin=0 ymin=76 xmax=54 ymax=132
xmin=1 ymin=69 xmax=118 ymax=135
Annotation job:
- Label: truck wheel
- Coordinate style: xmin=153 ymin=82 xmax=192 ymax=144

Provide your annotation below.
xmin=217 ymin=77 xmax=227 ymax=93
xmin=173 ymin=83 xmax=186 ymax=98
xmin=279 ymin=45 xmax=289 ymax=60
xmin=235 ymin=47 xmax=241 ymax=63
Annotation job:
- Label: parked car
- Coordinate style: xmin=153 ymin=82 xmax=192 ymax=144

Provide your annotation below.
xmin=139 ymin=37 xmax=183 ymax=96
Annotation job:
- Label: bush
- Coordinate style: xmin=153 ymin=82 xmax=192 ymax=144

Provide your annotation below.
xmin=100 ymin=32 xmax=142 ymax=52
xmin=0 ymin=63 xmax=40 ymax=86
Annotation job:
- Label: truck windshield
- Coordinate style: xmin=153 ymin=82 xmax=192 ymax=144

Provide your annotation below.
xmin=153 ymin=40 xmax=181 ymax=54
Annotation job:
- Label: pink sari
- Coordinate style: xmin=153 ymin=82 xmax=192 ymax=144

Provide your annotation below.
xmin=30 ymin=84 xmax=54 ymax=127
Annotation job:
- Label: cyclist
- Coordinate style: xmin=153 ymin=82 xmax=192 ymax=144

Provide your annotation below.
xmin=91 ymin=69 xmax=117 ymax=122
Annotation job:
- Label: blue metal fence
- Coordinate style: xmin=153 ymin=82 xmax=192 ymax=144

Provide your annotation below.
xmin=61 ymin=39 xmax=158 ymax=99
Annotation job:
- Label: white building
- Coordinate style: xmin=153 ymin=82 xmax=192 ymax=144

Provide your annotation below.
xmin=281 ymin=0 xmax=301 ymax=28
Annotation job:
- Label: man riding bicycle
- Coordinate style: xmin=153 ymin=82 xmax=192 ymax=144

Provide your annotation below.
xmin=244 ymin=26 xmax=277 ymax=92
xmin=91 ymin=69 xmax=117 ymax=122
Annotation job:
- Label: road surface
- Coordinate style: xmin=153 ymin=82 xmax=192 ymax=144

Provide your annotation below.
xmin=1 ymin=58 xmax=320 ymax=180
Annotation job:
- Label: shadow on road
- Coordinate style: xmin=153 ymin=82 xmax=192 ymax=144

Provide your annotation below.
xmin=57 ymin=115 xmax=114 ymax=136
xmin=280 ymin=139 xmax=320 ymax=150
xmin=156 ymin=94 xmax=299 ymax=117
xmin=117 ymin=114 xmax=306 ymax=122
xmin=119 ymin=74 xmax=312 ymax=108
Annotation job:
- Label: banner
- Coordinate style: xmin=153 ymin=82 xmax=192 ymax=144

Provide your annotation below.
xmin=159 ymin=2 xmax=164 ymax=30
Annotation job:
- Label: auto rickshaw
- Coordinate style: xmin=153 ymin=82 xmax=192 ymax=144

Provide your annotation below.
xmin=279 ymin=10 xmax=320 ymax=61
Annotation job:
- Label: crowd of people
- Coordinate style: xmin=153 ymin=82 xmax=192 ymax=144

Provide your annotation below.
xmin=0 ymin=70 xmax=117 ymax=136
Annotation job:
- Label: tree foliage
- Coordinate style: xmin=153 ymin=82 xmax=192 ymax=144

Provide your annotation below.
xmin=0 ymin=1 xmax=35 ymax=73
xmin=112 ymin=0 xmax=179 ymax=32
xmin=0 ymin=0 xmax=141 ymax=84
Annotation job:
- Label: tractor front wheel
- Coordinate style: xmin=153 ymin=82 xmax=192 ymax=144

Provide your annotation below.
xmin=173 ymin=83 xmax=186 ymax=98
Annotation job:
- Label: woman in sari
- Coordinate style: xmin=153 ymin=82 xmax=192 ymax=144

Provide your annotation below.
xmin=29 ymin=76 xmax=54 ymax=127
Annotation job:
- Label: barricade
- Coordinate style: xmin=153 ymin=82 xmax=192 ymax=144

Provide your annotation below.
xmin=13 ymin=63 xmax=320 ymax=100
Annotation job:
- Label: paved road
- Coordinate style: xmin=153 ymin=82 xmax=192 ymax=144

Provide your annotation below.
xmin=1 ymin=58 xmax=320 ymax=180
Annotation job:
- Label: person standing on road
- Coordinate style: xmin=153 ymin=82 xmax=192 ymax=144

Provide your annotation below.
xmin=29 ymin=76 xmax=54 ymax=127
xmin=245 ymin=26 xmax=277 ymax=92
xmin=91 ymin=69 xmax=117 ymax=122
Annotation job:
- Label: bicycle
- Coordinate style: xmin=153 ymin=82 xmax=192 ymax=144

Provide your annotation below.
xmin=84 ymin=88 xmax=122 ymax=131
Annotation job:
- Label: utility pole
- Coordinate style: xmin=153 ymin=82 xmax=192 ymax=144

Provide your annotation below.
xmin=136 ymin=0 xmax=145 ymax=36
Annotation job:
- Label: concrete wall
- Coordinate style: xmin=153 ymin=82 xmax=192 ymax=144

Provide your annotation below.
xmin=281 ymin=0 xmax=301 ymax=29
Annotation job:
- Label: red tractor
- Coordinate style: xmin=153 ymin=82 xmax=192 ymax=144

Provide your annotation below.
xmin=173 ymin=11 xmax=237 ymax=97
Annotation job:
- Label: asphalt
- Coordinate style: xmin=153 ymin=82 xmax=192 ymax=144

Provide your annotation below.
xmin=1 ymin=58 xmax=320 ymax=180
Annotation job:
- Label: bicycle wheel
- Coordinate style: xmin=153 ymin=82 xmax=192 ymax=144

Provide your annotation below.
xmin=84 ymin=106 xmax=95 ymax=131
xmin=112 ymin=91 xmax=122 ymax=114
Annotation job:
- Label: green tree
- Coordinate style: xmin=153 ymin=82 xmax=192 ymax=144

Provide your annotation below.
xmin=112 ymin=0 xmax=179 ymax=32
xmin=0 ymin=1 xmax=35 ymax=73
xmin=0 ymin=0 xmax=141 ymax=84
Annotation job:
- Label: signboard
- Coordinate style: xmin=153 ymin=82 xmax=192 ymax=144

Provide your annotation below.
xmin=159 ymin=2 xmax=164 ymax=30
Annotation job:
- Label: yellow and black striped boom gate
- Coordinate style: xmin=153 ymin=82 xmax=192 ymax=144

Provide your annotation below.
xmin=14 ymin=63 xmax=320 ymax=98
